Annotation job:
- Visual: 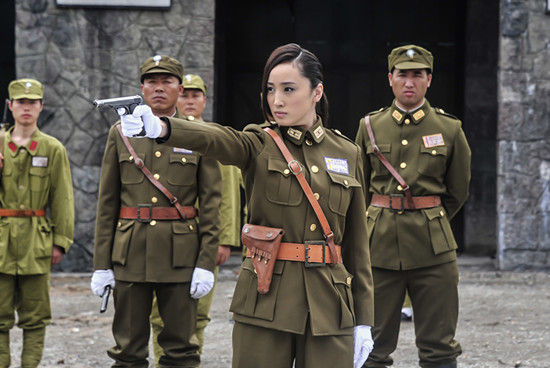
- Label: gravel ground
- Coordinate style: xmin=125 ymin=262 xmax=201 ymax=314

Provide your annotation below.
xmin=5 ymin=255 xmax=550 ymax=368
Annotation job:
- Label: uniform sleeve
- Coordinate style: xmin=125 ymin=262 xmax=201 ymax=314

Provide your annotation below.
xmin=194 ymin=156 xmax=222 ymax=272
xmin=355 ymin=118 xmax=373 ymax=206
xmin=49 ymin=143 xmax=74 ymax=251
xmin=443 ymin=122 xmax=471 ymax=219
xmin=341 ymin=145 xmax=374 ymax=326
xmin=93 ymin=128 xmax=121 ymax=270
xmin=219 ymin=164 xmax=242 ymax=247
xmin=165 ymin=118 xmax=265 ymax=169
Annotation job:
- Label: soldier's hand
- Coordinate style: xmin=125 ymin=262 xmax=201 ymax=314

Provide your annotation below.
xmin=216 ymin=245 xmax=231 ymax=266
xmin=353 ymin=325 xmax=374 ymax=368
xmin=91 ymin=269 xmax=115 ymax=296
xmin=118 ymin=108 xmax=145 ymax=137
xmin=190 ymin=267 xmax=214 ymax=299
xmin=119 ymin=104 xmax=162 ymax=138
xmin=51 ymin=245 xmax=64 ymax=265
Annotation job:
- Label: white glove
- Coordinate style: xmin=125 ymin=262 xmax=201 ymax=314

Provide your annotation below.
xmin=190 ymin=267 xmax=214 ymax=299
xmin=91 ymin=269 xmax=115 ymax=296
xmin=353 ymin=325 xmax=374 ymax=368
xmin=118 ymin=104 xmax=162 ymax=138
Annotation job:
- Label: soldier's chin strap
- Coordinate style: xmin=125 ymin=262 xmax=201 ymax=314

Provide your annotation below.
xmin=263 ymin=127 xmax=339 ymax=263
xmin=364 ymin=115 xmax=415 ymax=210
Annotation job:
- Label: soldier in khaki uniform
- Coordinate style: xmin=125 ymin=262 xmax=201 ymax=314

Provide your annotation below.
xmin=120 ymin=43 xmax=375 ymax=368
xmin=92 ymin=56 xmax=221 ymax=368
xmin=355 ymin=45 xmax=471 ymax=368
xmin=150 ymin=74 xmax=242 ymax=363
xmin=0 ymin=79 xmax=74 ymax=368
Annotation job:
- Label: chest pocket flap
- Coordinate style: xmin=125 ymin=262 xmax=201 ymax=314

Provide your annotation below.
xmin=118 ymin=152 xmax=145 ymax=184
xmin=265 ymin=156 xmax=302 ymax=206
xmin=168 ymin=153 xmax=199 ymax=186
xmin=366 ymin=143 xmax=391 ymax=154
xmin=418 ymin=146 xmax=448 ymax=178
xmin=327 ymin=172 xmax=361 ymax=216
xmin=29 ymin=166 xmax=50 ymax=191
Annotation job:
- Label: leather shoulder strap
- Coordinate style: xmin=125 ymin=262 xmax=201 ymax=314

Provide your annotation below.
xmin=364 ymin=115 xmax=415 ymax=209
xmin=263 ymin=127 xmax=339 ymax=262
xmin=116 ymin=124 xmax=191 ymax=219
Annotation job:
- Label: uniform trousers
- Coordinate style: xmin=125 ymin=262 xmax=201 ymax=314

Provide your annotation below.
xmin=108 ymin=280 xmax=199 ymax=368
xmin=365 ymin=261 xmax=461 ymax=368
xmin=232 ymin=320 xmax=354 ymax=368
xmin=0 ymin=273 xmax=51 ymax=368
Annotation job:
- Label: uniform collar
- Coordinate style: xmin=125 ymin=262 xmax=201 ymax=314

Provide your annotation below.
xmin=6 ymin=126 xmax=41 ymax=157
xmin=281 ymin=117 xmax=326 ymax=146
xmin=390 ymin=99 xmax=431 ymax=126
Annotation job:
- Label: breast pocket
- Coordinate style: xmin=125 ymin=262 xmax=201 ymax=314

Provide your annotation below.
xmin=366 ymin=143 xmax=391 ymax=177
xmin=29 ymin=167 xmax=50 ymax=191
xmin=167 ymin=154 xmax=198 ymax=186
xmin=172 ymin=221 xmax=199 ymax=268
xmin=118 ymin=152 xmax=145 ymax=185
xmin=265 ymin=156 xmax=303 ymax=206
xmin=417 ymin=146 xmax=448 ymax=178
xmin=327 ymin=172 xmax=361 ymax=216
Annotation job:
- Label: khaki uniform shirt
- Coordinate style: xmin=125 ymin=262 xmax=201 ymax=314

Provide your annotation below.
xmin=93 ymin=114 xmax=221 ymax=283
xmin=0 ymin=127 xmax=74 ymax=275
xmin=355 ymin=100 xmax=471 ymax=270
xmin=163 ymin=117 xmax=374 ymax=335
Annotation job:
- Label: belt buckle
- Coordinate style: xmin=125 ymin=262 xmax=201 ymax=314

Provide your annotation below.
xmin=389 ymin=194 xmax=405 ymax=214
xmin=304 ymin=240 xmax=326 ymax=268
xmin=136 ymin=204 xmax=153 ymax=223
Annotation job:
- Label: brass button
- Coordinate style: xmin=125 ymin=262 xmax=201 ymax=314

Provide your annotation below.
xmin=313 ymin=192 xmax=320 ymax=200
xmin=181 ymin=157 xmax=187 ymax=163
xmin=400 ymin=162 xmax=407 ymax=169
xmin=117 ymin=222 xmax=122 ymax=228
xmin=153 ymin=173 xmax=160 ymax=180
xmin=404 ymin=118 xmax=410 ymax=125
xmin=366 ymin=210 xmax=369 ymax=217
xmin=431 ymin=150 xmax=437 ymax=155
xmin=20 ymin=204 xmax=25 ymax=209
xmin=305 ymin=139 xmax=313 ymax=146
xmin=189 ymin=225 xmax=194 ymax=230
xmin=150 ymin=220 xmax=157 ymax=226
xmin=129 ymin=155 xmax=133 ymax=161
xmin=253 ymin=268 xmax=257 ymax=274
xmin=401 ymin=139 xmax=408 ymax=146
xmin=397 ymin=185 xmax=403 ymax=191
xmin=18 ymin=185 xmax=25 ymax=190
xmin=346 ymin=276 xmax=352 ymax=285
xmin=188 ymin=115 xmax=195 ymax=121
xmin=343 ymin=179 xmax=349 ymax=187
xmin=310 ymin=223 xmax=317 ymax=231
xmin=311 ymin=165 xmax=319 ymax=173
xmin=155 ymin=151 xmax=162 ymax=158
xmin=440 ymin=210 xmax=445 ymax=217
xmin=152 ymin=196 xmax=158 ymax=203
xmin=283 ymin=169 xmax=290 ymax=175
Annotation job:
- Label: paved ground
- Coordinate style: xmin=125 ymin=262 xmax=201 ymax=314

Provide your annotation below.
xmin=4 ymin=255 xmax=550 ymax=367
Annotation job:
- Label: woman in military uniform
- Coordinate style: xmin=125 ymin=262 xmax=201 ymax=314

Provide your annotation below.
xmin=120 ymin=43 xmax=375 ymax=368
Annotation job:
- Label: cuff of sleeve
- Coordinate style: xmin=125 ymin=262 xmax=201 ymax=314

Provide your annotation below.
xmin=156 ymin=117 xmax=172 ymax=143
xmin=53 ymin=234 xmax=73 ymax=252
xmin=195 ymin=258 xmax=216 ymax=273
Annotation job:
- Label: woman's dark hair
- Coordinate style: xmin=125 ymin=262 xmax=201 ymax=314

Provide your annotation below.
xmin=261 ymin=43 xmax=329 ymax=125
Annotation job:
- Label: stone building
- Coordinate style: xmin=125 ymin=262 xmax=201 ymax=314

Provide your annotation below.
xmin=2 ymin=0 xmax=549 ymax=270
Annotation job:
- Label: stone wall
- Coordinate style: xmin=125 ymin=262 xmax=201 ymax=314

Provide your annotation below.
xmin=15 ymin=0 xmax=215 ymax=271
xmin=498 ymin=0 xmax=550 ymax=269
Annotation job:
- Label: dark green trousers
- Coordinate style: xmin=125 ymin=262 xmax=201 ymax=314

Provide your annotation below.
xmin=108 ymin=281 xmax=199 ymax=368
xmin=232 ymin=320 xmax=354 ymax=368
xmin=365 ymin=261 xmax=461 ymax=368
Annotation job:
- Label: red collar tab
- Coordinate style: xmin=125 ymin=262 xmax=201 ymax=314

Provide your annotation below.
xmin=29 ymin=140 xmax=38 ymax=151
xmin=8 ymin=142 xmax=17 ymax=152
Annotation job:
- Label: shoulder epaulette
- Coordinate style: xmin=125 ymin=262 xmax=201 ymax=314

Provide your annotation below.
xmin=367 ymin=106 xmax=389 ymax=116
xmin=330 ymin=128 xmax=355 ymax=144
xmin=434 ymin=107 xmax=459 ymax=120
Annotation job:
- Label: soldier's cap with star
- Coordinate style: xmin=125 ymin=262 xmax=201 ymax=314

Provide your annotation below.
xmin=182 ymin=74 xmax=206 ymax=94
xmin=8 ymin=78 xmax=44 ymax=100
xmin=388 ymin=45 xmax=433 ymax=73
xmin=140 ymin=55 xmax=184 ymax=83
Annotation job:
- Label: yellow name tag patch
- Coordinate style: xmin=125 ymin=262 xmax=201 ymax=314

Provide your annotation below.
xmin=422 ymin=134 xmax=445 ymax=148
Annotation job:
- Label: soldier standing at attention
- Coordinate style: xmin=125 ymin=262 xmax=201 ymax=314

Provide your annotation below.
xmin=119 ymin=43 xmax=375 ymax=368
xmin=355 ymin=45 xmax=471 ymax=368
xmin=150 ymin=73 xmax=242 ymax=363
xmin=91 ymin=56 xmax=221 ymax=368
xmin=0 ymin=79 xmax=74 ymax=368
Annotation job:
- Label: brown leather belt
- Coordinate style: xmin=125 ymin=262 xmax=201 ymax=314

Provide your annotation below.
xmin=0 ymin=209 xmax=46 ymax=217
xmin=247 ymin=242 xmax=342 ymax=266
xmin=119 ymin=206 xmax=198 ymax=222
xmin=370 ymin=193 xmax=441 ymax=212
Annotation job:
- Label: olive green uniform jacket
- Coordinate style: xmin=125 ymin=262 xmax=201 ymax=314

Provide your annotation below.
xmin=93 ymin=115 xmax=221 ymax=282
xmin=355 ymin=100 xmax=471 ymax=270
xmin=0 ymin=127 xmax=74 ymax=275
xmin=162 ymin=117 xmax=374 ymax=336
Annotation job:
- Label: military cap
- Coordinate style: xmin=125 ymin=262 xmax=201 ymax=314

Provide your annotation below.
xmin=388 ymin=45 xmax=433 ymax=72
xmin=8 ymin=78 xmax=44 ymax=100
xmin=182 ymin=74 xmax=207 ymax=94
xmin=140 ymin=55 xmax=184 ymax=83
